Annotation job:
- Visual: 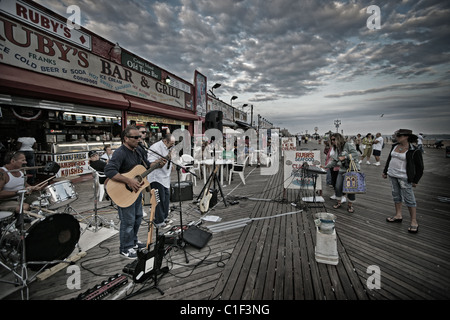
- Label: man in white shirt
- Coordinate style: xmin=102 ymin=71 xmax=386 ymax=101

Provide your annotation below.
xmin=372 ymin=132 xmax=384 ymax=166
xmin=147 ymin=134 xmax=175 ymax=228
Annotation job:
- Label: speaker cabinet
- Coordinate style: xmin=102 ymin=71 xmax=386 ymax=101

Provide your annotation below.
xmin=170 ymin=181 xmax=193 ymax=202
xmin=205 ymin=110 xmax=223 ymax=131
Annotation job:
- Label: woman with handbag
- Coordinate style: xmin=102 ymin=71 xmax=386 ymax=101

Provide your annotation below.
xmin=382 ymin=129 xmax=424 ymax=233
xmin=325 ymin=133 xmax=360 ymax=213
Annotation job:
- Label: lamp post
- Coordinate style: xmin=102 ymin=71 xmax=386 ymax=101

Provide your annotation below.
xmin=209 ymin=83 xmax=221 ymax=97
xmin=334 ymin=119 xmax=341 ymax=133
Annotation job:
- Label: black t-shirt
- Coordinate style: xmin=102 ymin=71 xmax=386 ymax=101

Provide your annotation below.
xmin=89 ymin=159 xmax=107 ymax=183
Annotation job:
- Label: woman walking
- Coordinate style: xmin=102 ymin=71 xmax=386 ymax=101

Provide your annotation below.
xmin=359 ymin=133 xmax=373 ymax=164
xmin=383 ymin=129 xmax=424 ymax=233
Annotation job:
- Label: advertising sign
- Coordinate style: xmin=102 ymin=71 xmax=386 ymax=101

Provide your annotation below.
xmin=0 ymin=15 xmax=188 ymax=109
xmin=283 ymin=150 xmax=322 ymax=190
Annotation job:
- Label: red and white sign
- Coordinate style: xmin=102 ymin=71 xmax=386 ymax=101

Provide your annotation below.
xmin=0 ymin=0 xmax=91 ymax=50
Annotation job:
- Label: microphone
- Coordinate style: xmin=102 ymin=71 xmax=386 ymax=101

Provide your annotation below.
xmin=138 ymin=142 xmax=148 ymax=150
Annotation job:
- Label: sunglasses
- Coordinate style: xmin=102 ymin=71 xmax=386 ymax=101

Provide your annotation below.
xmin=127 ymin=135 xmax=141 ymax=139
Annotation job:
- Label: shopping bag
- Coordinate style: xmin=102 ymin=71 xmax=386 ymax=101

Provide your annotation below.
xmin=342 ymin=155 xmax=366 ymax=194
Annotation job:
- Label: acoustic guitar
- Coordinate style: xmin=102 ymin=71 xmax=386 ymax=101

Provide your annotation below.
xmin=105 ymin=164 xmax=158 ymax=207
xmin=199 ymin=166 xmax=219 ymax=214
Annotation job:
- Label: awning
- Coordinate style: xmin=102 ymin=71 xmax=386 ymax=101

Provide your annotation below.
xmin=126 ymin=96 xmax=199 ymax=121
xmin=236 ymin=120 xmax=256 ymax=130
xmin=222 ymin=119 xmax=238 ymax=128
xmin=0 ymin=64 xmax=129 ymax=110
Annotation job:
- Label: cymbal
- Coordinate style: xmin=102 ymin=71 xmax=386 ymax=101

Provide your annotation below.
xmin=54 ymin=175 xmax=80 ymax=181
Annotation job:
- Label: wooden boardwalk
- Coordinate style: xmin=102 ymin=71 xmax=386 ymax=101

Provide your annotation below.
xmin=1 ymin=140 xmax=449 ymax=301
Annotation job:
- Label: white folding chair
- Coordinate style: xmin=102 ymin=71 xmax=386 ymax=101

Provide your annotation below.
xmin=228 ymin=156 xmax=249 ymax=185
xmin=180 ymin=154 xmax=198 ymax=186
xmin=89 ymin=166 xmax=106 ymax=201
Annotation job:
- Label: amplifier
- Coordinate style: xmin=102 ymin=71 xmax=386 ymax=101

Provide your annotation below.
xmin=170 ymin=181 xmax=193 ymax=202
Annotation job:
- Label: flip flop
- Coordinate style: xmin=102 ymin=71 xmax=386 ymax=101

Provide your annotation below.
xmin=333 ymin=202 xmax=342 ymax=209
xmin=408 ymin=225 xmax=419 ymax=233
xmin=347 ymin=206 xmax=354 ymax=213
xmin=386 ymin=217 xmax=403 ymax=223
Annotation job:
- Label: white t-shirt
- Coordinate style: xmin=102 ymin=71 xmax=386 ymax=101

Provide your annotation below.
xmin=372 ymin=136 xmax=384 ymax=151
xmin=387 ymin=150 xmax=407 ymax=179
xmin=17 ymin=137 xmax=36 ymax=151
xmin=147 ymin=140 xmax=172 ymax=189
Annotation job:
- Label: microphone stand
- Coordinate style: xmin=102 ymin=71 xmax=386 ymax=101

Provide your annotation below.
xmin=139 ymin=142 xmax=197 ymax=264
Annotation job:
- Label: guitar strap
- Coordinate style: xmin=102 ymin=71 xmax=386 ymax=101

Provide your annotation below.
xmin=135 ymin=147 xmax=149 ymax=169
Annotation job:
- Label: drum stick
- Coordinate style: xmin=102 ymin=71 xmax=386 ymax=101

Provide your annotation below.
xmin=30 ymin=206 xmax=57 ymax=214
xmin=24 ymin=210 xmax=45 ymax=219
xmin=34 ymin=176 xmax=56 ymax=188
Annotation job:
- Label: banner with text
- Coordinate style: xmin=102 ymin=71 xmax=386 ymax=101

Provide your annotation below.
xmin=0 ymin=15 xmax=190 ymax=109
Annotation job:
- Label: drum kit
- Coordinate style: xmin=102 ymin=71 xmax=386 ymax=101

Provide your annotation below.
xmin=0 ymin=162 xmax=82 ymax=299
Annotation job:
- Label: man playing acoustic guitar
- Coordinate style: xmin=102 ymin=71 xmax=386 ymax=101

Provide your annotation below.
xmin=104 ymin=125 xmax=167 ymax=259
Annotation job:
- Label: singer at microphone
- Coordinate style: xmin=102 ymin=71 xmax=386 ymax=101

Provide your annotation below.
xmin=145 ymin=134 xmax=176 ymax=229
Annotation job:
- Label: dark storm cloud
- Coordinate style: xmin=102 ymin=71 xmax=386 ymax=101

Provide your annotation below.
xmin=34 ymin=0 xmax=450 ymax=133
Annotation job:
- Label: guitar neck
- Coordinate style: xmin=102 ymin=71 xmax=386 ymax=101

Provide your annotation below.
xmin=140 ymin=164 xmax=158 ymax=179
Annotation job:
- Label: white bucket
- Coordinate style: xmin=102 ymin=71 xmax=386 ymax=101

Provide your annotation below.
xmin=314 ymin=212 xmax=336 ymax=234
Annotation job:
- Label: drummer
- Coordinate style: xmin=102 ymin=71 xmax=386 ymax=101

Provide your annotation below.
xmin=0 ymin=151 xmax=47 ymax=213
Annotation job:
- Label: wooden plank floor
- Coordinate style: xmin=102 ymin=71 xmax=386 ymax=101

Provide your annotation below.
xmin=1 ymin=140 xmax=449 ymax=301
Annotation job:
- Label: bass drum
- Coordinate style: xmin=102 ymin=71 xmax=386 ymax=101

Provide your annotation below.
xmin=25 ymin=214 xmax=80 ymax=270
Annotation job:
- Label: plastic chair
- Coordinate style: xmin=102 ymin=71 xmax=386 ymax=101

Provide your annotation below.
xmin=89 ymin=166 xmax=106 ymax=201
xmin=228 ymin=156 xmax=249 ymax=185
xmin=179 ymin=154 xmax=198 ymax=186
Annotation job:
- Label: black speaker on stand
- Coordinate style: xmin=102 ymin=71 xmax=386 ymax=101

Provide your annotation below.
xmin=205 ymin=110 xmax=223 ymax=131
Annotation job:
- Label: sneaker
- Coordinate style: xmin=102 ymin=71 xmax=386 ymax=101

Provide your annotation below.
xmin=374 ymin=162 xmax=380 ymax=166
xmin=366 ymin=161 xmax=371 ymax=165
xmin=165 ymin=219 xmax=173 ymax=224
xmin=154 ymin=222 xmax=166 ymax=229
xmin=134 ymin=241 xmax=146 ymax=250
xmin=330 ymin=194 xmax=337 ymax=200
xmin=358 ymin=160 xmax=362 ymax=164
xmin=121 ymin=248 xmax=137 ymax=259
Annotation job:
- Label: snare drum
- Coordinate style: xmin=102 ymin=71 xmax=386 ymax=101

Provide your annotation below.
xmin=43 ymin=180 xmax=78 ymax=209
xmin=0 ymin=211 xmax=14 ymax=228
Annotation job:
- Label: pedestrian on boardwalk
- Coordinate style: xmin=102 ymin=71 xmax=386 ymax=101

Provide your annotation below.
xmin=325 ymin=133 xmax=359 ymax=213
xmin=359 ymin=133 xmax=373 ymax=165
xmin=372 ymin=132 xmax=384 ymax=166
xmin=417 ymin=133 xmax=425 ymax=153
xmin=355 ymin=134 xmax=363 ymax=154
xmin=383 ymin=129 xmax=424 ymax=233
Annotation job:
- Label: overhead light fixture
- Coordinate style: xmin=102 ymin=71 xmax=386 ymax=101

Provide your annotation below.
xmin=209 ymin=83 xmax=222 ymax=98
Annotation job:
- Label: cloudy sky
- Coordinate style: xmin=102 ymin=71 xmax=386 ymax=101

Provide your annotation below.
xmin=35 ymin=0 xmax=450 ymax=135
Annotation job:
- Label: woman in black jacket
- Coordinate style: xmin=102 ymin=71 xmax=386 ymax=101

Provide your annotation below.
xmin=382 ymin=129 xmax=424 ymax=233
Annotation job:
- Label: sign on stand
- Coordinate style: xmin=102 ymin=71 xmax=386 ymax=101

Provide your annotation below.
xmin=283 ymin=150 xmax=322 ymax=190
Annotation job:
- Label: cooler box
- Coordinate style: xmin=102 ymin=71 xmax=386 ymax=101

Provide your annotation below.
xmin=170 ymin=181 xmax=193 ymax=202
